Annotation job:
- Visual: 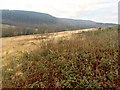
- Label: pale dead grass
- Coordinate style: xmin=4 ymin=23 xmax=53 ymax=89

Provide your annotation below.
xmin=2 ymin=28 xmax=98 ymax=67
xmin=15 ymin=71 xmax=24 ymax=77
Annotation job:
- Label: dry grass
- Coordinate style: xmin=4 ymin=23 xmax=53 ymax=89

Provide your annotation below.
xmin=1 ymin=28 xmax=97 ymax=67
xmin=2 ymin=27 xmax=119 ymax=88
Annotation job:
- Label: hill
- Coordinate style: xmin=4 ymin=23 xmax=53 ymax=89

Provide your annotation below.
xmin=1 ymin=10 xmax=117 ymax=37
xmin=1 ymin=10 xmax=58 ymax=27
xmin=1 ymin=10 xmax=116 ymax=28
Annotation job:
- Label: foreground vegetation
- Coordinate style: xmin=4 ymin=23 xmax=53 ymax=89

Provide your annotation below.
xmin=2 ymin=27 xmax=119 ymax=88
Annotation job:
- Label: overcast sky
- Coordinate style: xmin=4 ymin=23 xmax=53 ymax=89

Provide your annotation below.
xmin=0 ymin=0 xmax=119 ymax=23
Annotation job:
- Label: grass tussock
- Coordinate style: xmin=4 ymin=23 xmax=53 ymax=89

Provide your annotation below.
xmin=2 ymin=27 xmax=119 ymax=88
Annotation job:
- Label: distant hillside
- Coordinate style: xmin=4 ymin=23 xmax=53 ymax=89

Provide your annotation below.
xmin=1 ymin=10 xmax=116 ymax=28
xmin=1 ymin=10 xmax=58 ymax=27
xmin=0 ymin=10 xmax=117 ymax=37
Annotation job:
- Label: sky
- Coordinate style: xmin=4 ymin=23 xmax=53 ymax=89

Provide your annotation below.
xmin=0 ymin=0 xmax=119 ymax=23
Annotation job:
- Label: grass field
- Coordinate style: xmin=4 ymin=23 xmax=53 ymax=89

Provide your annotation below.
xmin=2 ymin=27 xmax=119 ymax=88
